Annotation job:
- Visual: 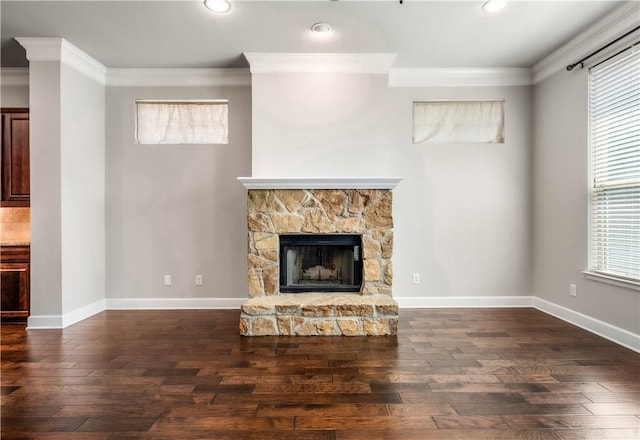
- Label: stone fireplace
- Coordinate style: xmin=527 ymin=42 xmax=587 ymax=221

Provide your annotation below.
xmin=238 ymin=177 xmax=400 ymax=336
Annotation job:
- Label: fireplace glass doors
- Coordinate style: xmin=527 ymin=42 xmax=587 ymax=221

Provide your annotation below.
xmin=279 ymin=234 xmax=363 ymax=293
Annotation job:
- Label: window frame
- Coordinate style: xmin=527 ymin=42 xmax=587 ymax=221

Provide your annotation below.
xmin=586 ymin=46 xmax=640 ymax=287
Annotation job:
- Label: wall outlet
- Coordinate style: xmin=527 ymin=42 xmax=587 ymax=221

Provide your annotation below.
xmin=195 ymin=274 xmax=203 ymax=286
xmin=569 ymin=283 xmax=577 ymax=297
xmin=413 ymin=273 xmax=421 ymax=284
xmin=163 ymin=275 xmax=172 ymax=286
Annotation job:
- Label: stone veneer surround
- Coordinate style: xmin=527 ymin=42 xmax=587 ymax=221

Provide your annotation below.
xmin=238 ymin=178 xmax=401 ymax=336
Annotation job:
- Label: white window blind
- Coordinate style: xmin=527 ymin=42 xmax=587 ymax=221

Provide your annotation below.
xmin=413 ymin=100 xmax=504 ymax=144
xmin=589 ymin=47 xmax=640 ymax=281
xmin=136 ymin=100 xmax=228 ymax=144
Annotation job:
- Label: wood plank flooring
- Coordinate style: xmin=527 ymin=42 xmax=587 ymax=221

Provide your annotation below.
xmin=1 ymin=308 xmax=639 ymax=439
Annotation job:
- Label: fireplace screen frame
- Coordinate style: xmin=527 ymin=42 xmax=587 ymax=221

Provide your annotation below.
xmin=279 ymin=234 xmax=363 ymax=293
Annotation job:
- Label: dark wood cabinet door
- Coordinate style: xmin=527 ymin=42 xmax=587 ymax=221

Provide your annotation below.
xmin=1 ymin=263 xmax=30 ymax=318
xmin=1 ymin=246 xmax=30 ymax=322
xmin=1 ymin=110 xmax=30 ymax=206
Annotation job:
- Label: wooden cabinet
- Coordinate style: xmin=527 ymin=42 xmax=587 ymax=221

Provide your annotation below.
xmin=1 ymin=245 xmax=30 ymax=323
xmin=1 ymin=109 xmax=30 ymax=207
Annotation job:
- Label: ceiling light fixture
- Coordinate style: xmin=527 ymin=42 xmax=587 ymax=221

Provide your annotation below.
xmin=482 ymin=0 xmax=508 ymax=13
xmin=311 ymin=22 xmax=332 ymax=33
xmin=204 ymin=0 xmax=231 ymax=13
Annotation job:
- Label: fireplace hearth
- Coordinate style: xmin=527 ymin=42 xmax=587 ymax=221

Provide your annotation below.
xmin=238 ymin=177 xmax=401 ymax=336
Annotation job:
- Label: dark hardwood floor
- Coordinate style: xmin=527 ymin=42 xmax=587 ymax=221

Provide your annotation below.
xmin=1 ymin=308 xmax=639 ymax=439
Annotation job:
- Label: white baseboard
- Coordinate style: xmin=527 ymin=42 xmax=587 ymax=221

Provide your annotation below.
xmin=396 ymin=295 xmax=638 ymax=353
xmin=533 ymin=297 xmax=640 ymax=353
xmin=395 ymin=295 xmax=534 ymax=308
xmin=25 ymin=295 xmax=639 ymax=353
xmin=27 ymin=299 xmax=106 ymax=329
xmin=105 ymin=297 xmax=247 ymax=310
xmin=26 ymin=315 xmax=64 ymax=329
xmin=26 ymin=297 xmax=244 ymax=329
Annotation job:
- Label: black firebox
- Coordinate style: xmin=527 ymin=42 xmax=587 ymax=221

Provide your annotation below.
xmin=279 ymin=234 xmax=363 ymax=293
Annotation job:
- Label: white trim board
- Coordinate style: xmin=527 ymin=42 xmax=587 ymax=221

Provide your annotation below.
xmin=105 ymin=297 xmax=246 ymax=310
xmin=396 ymin=295 xmax=639 ymax=353
xmin=16 ymin=37 xmax=107 ymax=85
xmin=26 ymin=315 xmax=65 ymax=330
xmin=0 ymin=68 xmax=29 ymax=87
xmin=389 ymin=68 xmax=533 ymax=88
xmin=8 ymin=65 xmax=535 ymax=89
xmin=532 ymin=2 xmax=640 ymax=84
xmin=26 ymin=297 xmax=245 ymax=329
xmin=533 ymin=297 xmax=640 ymax=354
xmin=238 ymin=176 xmax=402 ymax=190
xmin=244 ymin=52 xmax=396 ymax=74
xmin=395 ymin=295 xmax=534 ymax=308
xmin=107 ymin=68 xmax=251 ymax=87
xmin=25 ymin=296 xmax=640 ymax=353
xmin=27 ymin=299 xmax=106 ymax=330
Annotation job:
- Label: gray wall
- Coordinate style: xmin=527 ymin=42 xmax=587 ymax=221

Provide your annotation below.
xmin=389 ymin=86 xmax=533 ymax=299
xmin=29 ymin=62 xmax=63 ymax=318
xmin=250 ymin=66 xmax=533 ymax=300
xmin=60 ymin=62 xmax=105 ymax=314
xmin=251 ymin=72 xmax=392 ymax=177
xmin=105 ymin=85 xmax=251 ymax=300
xmin=533 ymin=68 xmax=640 ymax=334
xmin=26 ymin=57 xmax=105 ymax=322
xmin=105 ymin=76 xmax=533 ymax=303
xmin=16 ymin=59 xmax=637 ymax=337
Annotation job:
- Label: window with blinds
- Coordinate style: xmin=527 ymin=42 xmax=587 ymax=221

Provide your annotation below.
xmin=135 ymin=100 xmax=228 ymax=145
xmin=589 ymin=46 xmax=640 ymax=282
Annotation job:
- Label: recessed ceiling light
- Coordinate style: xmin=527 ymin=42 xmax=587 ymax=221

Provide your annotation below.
xmin=482 ymin=0 xmax=508 ymax=13
xmin=204 ymin=0 xmax=231 ymax=13
xmin=311 ymin=22 xmax=332 ymax=33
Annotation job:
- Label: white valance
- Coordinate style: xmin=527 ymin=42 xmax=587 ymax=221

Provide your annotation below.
xmin=136 ymin=100 xmax=228 ymax=145
xmin=413 ymin=100 xmax=504 ymax=144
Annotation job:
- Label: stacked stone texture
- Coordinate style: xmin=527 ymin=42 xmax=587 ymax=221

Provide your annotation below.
xmin=240 ymin=293 xmax=399 ymax=336
xmin=241 ymin=188 xmax=398 ymax=336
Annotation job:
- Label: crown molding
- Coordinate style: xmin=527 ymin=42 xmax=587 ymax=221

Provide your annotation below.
xmin=238 ymin=176 xmax=402 ymax=190
xmin=0 ymin=68 xmax=29 ymax=87
xmin=389 ymin=67 xmax=532 ymax=87
xmin=6 ymin=65 xmax=534 ymax=89
xmin=244 ymin=53 xmax=397 ymax=74
xmin=60 ymin=39 xmax=107 ymax=84
xmin=532 ymin=2 xmax=640 ymax=84
xmin=15 ymin=37 xmax=106 ymax=85
xmin=15 ymin=37 xmax=64 ymax=62
xmin=106 ymin=68 xmax=251 ymax=87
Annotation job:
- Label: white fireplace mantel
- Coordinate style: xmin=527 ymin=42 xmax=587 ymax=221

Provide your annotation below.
xmin=237 ymin=177 xmax=402 ymax=190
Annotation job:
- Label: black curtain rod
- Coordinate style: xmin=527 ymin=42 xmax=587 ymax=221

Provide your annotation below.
xmin=566 ymin=25 xmax=640 ymax=71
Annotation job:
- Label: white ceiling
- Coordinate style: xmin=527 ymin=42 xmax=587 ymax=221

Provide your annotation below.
xmin=0 ymin=0 xmax=628 ymax=69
